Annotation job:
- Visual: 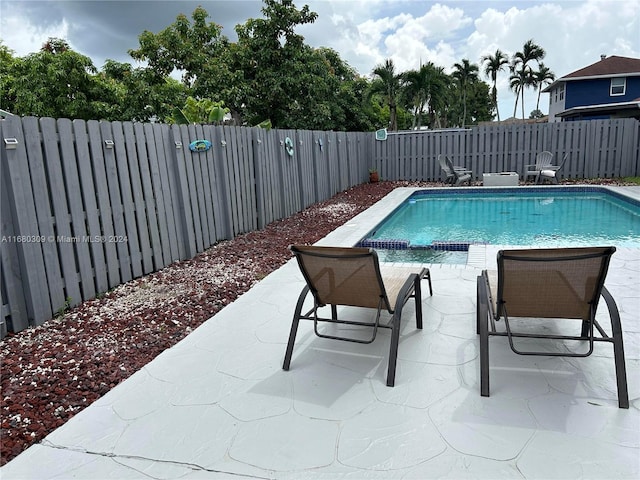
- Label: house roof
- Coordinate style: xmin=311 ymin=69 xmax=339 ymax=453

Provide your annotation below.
xmin=543 ymin=55 xmax=640 ymax=92
xmin=565 ymin=55 xmax=640 ymax=78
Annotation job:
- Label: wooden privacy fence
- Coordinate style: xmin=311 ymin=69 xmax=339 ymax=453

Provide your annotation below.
xmin=372 ymin=119 xmax=640 ymax=181
xmin=0 ymin=116 xmax=369 ymax=336
xmin=1 ymin=116 xmax=638 ymax=337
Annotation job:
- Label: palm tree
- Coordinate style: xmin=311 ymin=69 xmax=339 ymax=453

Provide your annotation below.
xmin=532 ymin=62 xmax=555 ymax=111
xmin=509 ymin=63 xmax=533 ymax=119
xmin=511 ymin=39 xmax=546 ymax=118
xmin=369 ymin=58 xmax=402 ymax=131
xmin=481 ymin=49 xmax=509 ymax=121
xmin=452 ymin=58 xmax=479 ymax=128
xmin=401 ymin=62 xmax=448 ymax=129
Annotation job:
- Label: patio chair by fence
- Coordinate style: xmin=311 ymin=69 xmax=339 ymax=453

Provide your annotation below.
xmin=438 ymin=154 xmax=472 ymax=186
xmin=525 ymin=151 xmax=553 ymax=183
xmin=476 ymin=246 xmax=629 ymax=408
xmin=537 ymin=153 xmax=568 ymax=184
xmin=284 ymin=245 xmax=432 ymax=386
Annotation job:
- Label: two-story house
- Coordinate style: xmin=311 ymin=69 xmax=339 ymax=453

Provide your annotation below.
xmin=545 ymin=55 xmax=640 ymax=122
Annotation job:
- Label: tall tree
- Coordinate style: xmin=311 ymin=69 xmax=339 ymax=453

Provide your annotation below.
xmin=234 ymin=0 xmax=327 ymax=128
xmin=0 ymin=41 xmax=17 ymax=112
xmin=401 ymin=62 xmax=448 ymax=129
xmin=128 ymin=6 xmax=240 ymax=116
xmin=510 ymin=39 xmax=546 ymax=119
xmin=509 ymin=65 xmax=531 ymax=119
xmin=369 ymin=58 xmax=402 ymax=131
xmin=481 ymin=49 xmax=509 ymax=121
xmin=532 ymin=62 xmax=555 ymax=111
xmin=101 ymin=60 xmax=187 ymax=122
xmin=452 ymin=58 xmax=479 ymax=127
xmin=5 ymin=37 xmax=115 ymax=120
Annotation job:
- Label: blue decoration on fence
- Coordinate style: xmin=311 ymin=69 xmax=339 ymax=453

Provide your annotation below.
xmin=189 ymin=139 xmax=212 ymax=152
xmin=284 ymin=137 xmax=294 ymax=157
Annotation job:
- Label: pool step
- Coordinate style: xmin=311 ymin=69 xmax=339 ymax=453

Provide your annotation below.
xmin=358 ymin=239 xmax=410 ymax=250
xmin=431 ymin=241 xmax=487 ymax=252
xmin=359 ymin=238 xmax=487 ymax=252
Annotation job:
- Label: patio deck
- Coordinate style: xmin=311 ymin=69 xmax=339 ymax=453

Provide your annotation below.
xmin=2 ymin=187 xmax=639 ymax=479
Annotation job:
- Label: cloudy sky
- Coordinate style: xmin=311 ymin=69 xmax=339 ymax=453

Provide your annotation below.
xmin=1 ymin=0 xmax=639 ymax=120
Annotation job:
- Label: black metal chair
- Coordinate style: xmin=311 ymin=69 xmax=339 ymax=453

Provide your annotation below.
xmin=283 ymin=245 xmax=432 ymax=386
xmin=477 ymin=246 xmax=629 ymax=408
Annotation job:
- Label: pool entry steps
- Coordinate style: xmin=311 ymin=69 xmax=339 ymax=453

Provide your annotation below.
xmin=358 ymin=238 xmax=487 ymax=252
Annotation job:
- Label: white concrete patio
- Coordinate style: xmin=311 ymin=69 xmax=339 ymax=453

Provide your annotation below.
xmin=3 ymin=187 xmax=639 ymax=479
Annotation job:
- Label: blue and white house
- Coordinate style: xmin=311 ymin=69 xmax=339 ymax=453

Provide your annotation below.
xmin=545 ymin=55 xmax=640 ymax=122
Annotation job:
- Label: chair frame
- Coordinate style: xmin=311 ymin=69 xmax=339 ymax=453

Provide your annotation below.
xmin=476 ymin=246 xmax=629 ymax=408
xmin=525 ymin=151 xmax=553 ymax=183
xmin=537 ymin=153 xmax=568 ymax=184
xmin=283 ymin=245 xmax=432 ymax=386
xmin=438 ymin=154 xmax=472 ymax=186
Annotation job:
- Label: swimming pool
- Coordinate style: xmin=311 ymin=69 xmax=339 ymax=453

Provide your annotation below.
xmin=358 ymin=187 xmax=640 ymax=264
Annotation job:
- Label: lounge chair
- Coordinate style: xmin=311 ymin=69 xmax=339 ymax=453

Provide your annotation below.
xmin=476 ymin=246 xmax=629 ymax=408
xmin=524 ymin=151 xmax=553 ymax=183
xmin=438 ymin=154 xmax=472 ymax=186
xmin=537 ymin=153 xmax=568 ymax=184
xmin=283 ymin=245 xmax=432 ymax=386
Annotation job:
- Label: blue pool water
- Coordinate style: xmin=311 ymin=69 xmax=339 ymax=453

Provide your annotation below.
xmin=359 ymin=187 xmax=640 ymax=263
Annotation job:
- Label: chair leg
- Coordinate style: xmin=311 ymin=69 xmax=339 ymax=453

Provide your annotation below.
xmin=414 ymin=276 xmax=423 ymax=330
xmin=602 ymin=287 xmax=629 ymax=409
xmin=580 ymin=320 xmax=590 ymax=337
xmin=283 ymin=285 xmax=310 ymax=371
xmin=425 ymin=269 xmax=433 ymax=296
xmin=386 ymin=310 xmax=402 ymax=387
xmin=477 ymin=276 xmax=490 ymax=397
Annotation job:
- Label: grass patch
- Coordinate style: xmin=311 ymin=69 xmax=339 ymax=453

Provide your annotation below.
xmin=623 ymin=177 xmax=640 ymax=185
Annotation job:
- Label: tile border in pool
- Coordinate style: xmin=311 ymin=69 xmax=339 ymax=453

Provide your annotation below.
xmin=407 ymin=185 xmax=640 ymax=208
xmin=316 ymin=185 xmax=640 ymax=266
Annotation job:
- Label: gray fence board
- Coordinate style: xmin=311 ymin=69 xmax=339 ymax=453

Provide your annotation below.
xmin=157 ymin=124 xmax=182 ymax=262
xmin=1 ymin=144 xmax=29 ymax=333
xmin=41 ymin=118 xmax=83 ymax=307
xmin=253 ymin=127 xmax=274 ymax=228
xmin=226 ymin=126 xmax=252 ymax=235
xmin=87 ymin=120 xmax=120 ymax=287
xmin=101 ymin=121 xmax=133 ymax=283
xmin=197 ymin=123 xmax=220 ymax=246
xmin=21 ymin=117 xmax=65 ymax=312
xmin=142 ymin=123 xmax=169 ymax=267
xmin=122 ymin=122 xmax=151 ymax=275
xmin=3 ymin=117 xmax=52 ymax=325
xmin=134 ymin=122 xmax=161 ymax=272
xmin=170 ymin=125 xmax=196 ymax=259
xmin=211 ymin=126 xmax=234 ymax=238
xmin=58 ymin=119 xmax=95 ymax=301
xmin=312 ymin=131 xmax=330 ymax=200
xmin=238 ymin=126 xmax=256 ymax=233
xmin=187 ymin=124 xmax=208 ymax=250
xmin=74 ymin=120 xmax=108 ymax=294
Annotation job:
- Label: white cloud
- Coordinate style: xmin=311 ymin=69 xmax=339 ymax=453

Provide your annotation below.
xmin=1 ymin=13 xmax=71 ymax=56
